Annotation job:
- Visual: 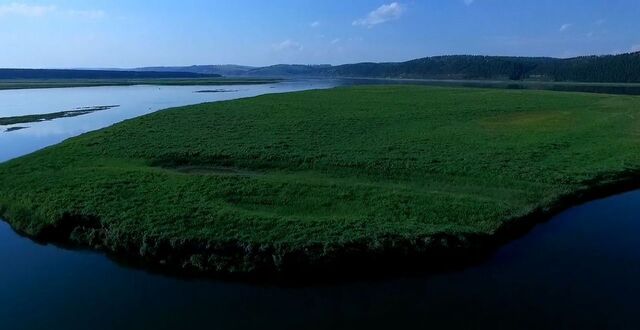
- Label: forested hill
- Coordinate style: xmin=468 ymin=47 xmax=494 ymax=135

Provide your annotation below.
xmin=239 ymin=52 xmax=640 ymax=83
xmin=135 ymin=65 xmax=255 ymax=77
xmin=14 ymin=52 xmax=639 ymax=83
xmin=321 ymin=56 xmax=552 ymax=81
xmin=0 ymin=69 xmax=221 ymax=80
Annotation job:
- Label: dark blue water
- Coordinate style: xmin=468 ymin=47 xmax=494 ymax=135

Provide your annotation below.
xmin=2 ymin=81 xmax=640 ymax=329
xmin=2 ymin=190 xmax=640 ymax=329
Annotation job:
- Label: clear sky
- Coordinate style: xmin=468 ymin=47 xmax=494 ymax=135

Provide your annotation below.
xmin=1 ymin=0 xmax=639 ymax=68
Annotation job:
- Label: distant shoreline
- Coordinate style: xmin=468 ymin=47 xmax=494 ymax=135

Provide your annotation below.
xmin=4 ymin=75 xmax=640 ymax=92
xmin=0 ymin=78 xmax=281 ymax=91
xmin=333 ymin=76 xmax=640 ymax=87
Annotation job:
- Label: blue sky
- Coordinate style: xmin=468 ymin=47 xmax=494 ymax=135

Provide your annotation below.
xmin=0 ymin=0 xmax=639 ymax=68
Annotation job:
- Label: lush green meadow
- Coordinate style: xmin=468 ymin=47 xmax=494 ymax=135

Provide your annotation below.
xmin=1 ymin=86 xmax=640 ymax=273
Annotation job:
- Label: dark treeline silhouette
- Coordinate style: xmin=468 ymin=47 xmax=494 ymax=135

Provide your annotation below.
xmin=322 ymin=56 xmax=550 ymax=81
xmin=321 ymin=53 xmax=640 ymax=82
xmin=540 ymin=53 xmax=640 ymax=82
xmin=7 ymin=52 xmax=640 ymax=83
xmin=0 ymin=69 xmax=220 ymax=80
xmin=236 ymin=52 xmax=640 ymax=83
xmin=135 ymin=65 xmax=255 ymax=76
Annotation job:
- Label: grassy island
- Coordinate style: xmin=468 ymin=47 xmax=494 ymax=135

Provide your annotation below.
xmin=1 ymin=86 xmax=640 ymax=275
xmin=0 ymin=105 xmax=120 ymax=126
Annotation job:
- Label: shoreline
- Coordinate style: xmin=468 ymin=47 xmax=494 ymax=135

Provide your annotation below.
xmin=330 ymin=76 xmax=640 ymax=87
xmin=3 ymin=171 xmax=639 ymax=283
xmin=0 ymin=78 xmax=281 ymax=91
xmin=3 ymin=77 xmax=640 ymax=92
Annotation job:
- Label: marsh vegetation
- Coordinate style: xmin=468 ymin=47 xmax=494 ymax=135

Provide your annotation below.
xmin=1 ymin=85 xmax=640 ymax=274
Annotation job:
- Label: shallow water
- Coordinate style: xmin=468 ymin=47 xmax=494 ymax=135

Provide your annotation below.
xmin=1 ymin=80 xmax=640 ymax=329
xmin=0 ymin=80 xmax=338 ymax=162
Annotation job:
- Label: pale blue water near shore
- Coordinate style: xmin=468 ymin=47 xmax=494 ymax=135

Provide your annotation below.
xmin=0 ymin=80 xmax=339 ymax=162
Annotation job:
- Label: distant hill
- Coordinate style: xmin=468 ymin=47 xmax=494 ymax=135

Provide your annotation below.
xmin=11 ymin=52 xmax=640 ymax=83
xmin=322 ymin=56 xmax=552 ymax=81
xmin=133 ymin=64 xmax=331 ymax=77
xmin=536 ymin=52 xmax=640 ymax=82
xmin=0 ymin=69 xmax=220 ymax=80
xmin=146 ymin=52 xmax=640 ymax=83
xmin=320 ymin=53 xmax=640 ymax=83
xmin=243 ymin=64 xmax=332 ymax=77
xmin=135 ymin=65 xmax=255 ymax=76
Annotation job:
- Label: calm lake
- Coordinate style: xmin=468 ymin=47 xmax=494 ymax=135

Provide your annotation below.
xmin=1 ymin=80 xmax=640 ymax=329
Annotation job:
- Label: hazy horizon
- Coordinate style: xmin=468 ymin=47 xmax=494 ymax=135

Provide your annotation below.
xmin=3 ymin=50 xmax=640 ymax=71
xmin=1 ymin=0 xmax=639 ymax=68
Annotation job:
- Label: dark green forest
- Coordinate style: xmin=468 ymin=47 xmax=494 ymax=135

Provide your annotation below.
xmin=240 ymin=52 xmax=640 ymax=83
xmin=6 ymin=52 xmax=640 ymax=83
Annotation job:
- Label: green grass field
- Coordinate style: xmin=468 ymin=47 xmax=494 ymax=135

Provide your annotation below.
xmin=1 ymin=85 xmax=640 ymax=273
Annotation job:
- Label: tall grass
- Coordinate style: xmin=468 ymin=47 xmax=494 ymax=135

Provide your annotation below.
xmin=1 ymin=85 xmax=639 ymax=271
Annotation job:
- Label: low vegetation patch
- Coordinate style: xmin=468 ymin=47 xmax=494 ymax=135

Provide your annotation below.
xmin=0 ymin=105 xmax=119 ymax=126
xmin=1 ymin=86 xmax=640 ymax=275
xmin=194 ymin=89 xmax=239 ymax=93
xmin=3 ymin=126 xmax=29 ymax=132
